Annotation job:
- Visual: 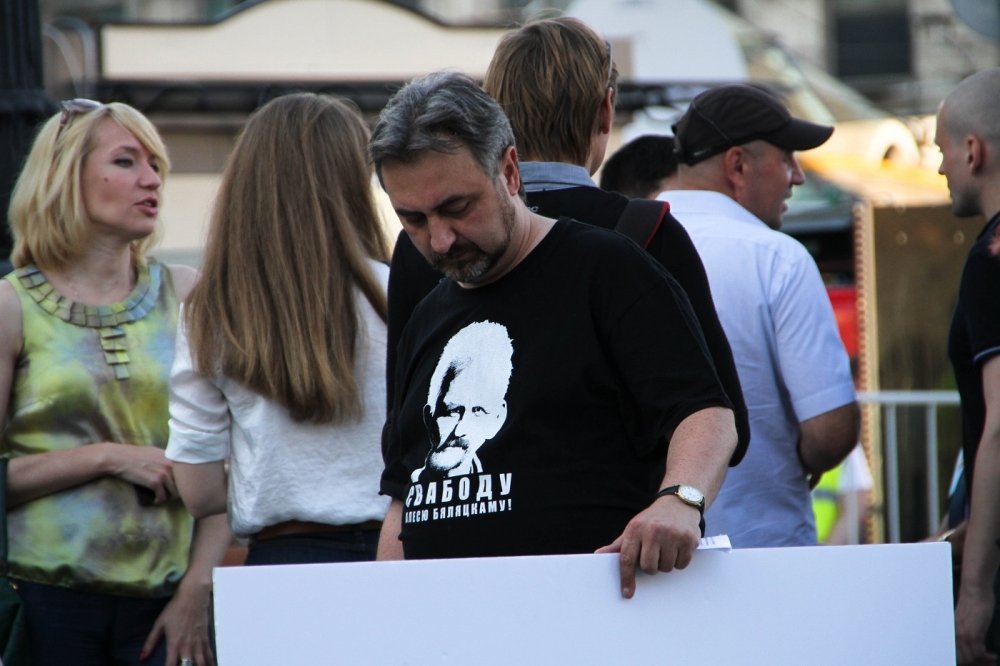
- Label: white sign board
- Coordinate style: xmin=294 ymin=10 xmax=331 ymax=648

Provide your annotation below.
xmin=213 ymin=543 xmax=954 ymax=665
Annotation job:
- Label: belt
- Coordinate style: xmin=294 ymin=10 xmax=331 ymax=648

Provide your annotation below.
xmin=251 ymin=519 xmax=382 ymax=543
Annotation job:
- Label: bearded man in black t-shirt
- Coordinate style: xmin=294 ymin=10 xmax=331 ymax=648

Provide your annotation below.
xmin=370 ymin=71 xmax=737 ymax=600
xmin=386 ymin=17 xmax=750 ymax=464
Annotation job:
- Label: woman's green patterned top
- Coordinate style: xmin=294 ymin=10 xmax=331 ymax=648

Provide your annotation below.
xmin=2 ymin=259 xmax=193 ymax=597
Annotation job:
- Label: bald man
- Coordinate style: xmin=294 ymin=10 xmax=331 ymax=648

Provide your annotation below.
xmin=937 ymin=68 xmax=1000 ymax=664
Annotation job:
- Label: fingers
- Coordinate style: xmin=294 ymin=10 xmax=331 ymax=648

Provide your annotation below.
xmin=153 ymin=615 xmax=214 ymax=666
xmin=594 ymin=536 xmax=622 ymax=555
xmin=150 ymin=471 xmax=180 ymax=505
xmin=594 ymin=536 xmax=639 ymax=599
xmin=638 ymin=537 xmax=662 ymax=575
xmin=197 ymin=638 xmax=217 ymax=666
xmin=641 ymin=535 xmax=693 ymax=574
xmin=167 ymin=627 xmax=215 ymax=666
xmin=673 ymin=543 xmax=694 ymax=570
xmin=110 ymin=444 xmax=178 ymax=502
xmin=139 ymin=622 xmax=163 ymax=663
xmin=163 ymin=470 xmax=180 ymax=502
xmin=136 ymin=476 xmax=173 ymax=506
xmin=144 ymin=456 xmax=175 ymax=502
xmin=617 ymin=533 xmax=639 ymax=600
xmin=173 ymin=632 xmax=215 ymax=666
xmin=608 ymin=512 xmax=700 ymax=599
xmin=615 ymin=530 xmax=682 ymax=599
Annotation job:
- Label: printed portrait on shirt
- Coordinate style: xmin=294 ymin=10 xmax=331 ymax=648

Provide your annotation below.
xmin=411 ymin=320 xmax=513 ymax=482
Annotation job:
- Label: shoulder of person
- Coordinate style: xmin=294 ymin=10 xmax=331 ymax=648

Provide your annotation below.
xmin=526 ymin=186 xmax=625 ymax=231
xmin=560 ymin=216 xmax=629 ymax=243
xmin=743 ymin=220 xmax=816 ymax=264
xmin=0 ymin=279 xmax=24 ymax=356
xmin=165 ymin=263 xmax=200 ymax=301
xmin=556 ymin=217 xmax=674 ymax=288
xmin=0 ymin=275 xmax=21 ymax=309
xmin=963 ymin=235 xmax=1000 ymax=274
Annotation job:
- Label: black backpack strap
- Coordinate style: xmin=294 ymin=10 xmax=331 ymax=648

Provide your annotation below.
xmin=615 ymin=199 xmax=670 ymax=249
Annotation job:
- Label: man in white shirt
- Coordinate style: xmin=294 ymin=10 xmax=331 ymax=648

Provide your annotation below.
xmin=659 ymin=84 xmax=860 ymax=547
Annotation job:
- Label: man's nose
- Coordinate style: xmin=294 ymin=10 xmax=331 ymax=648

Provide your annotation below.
xmin=427 ymin=216 xmax=456 ymax=254
xmin=789 ymin=155 xmax=806 ymax=186
xmin=452 ymin=415 xmax=470 ymax=438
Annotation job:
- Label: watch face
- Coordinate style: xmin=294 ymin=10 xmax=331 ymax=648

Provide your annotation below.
xmin=678 ymin=485 xmax=704 ymax=506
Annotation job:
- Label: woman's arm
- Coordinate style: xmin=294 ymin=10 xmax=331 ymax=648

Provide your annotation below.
xmin=7 ymin=444 xmax=177 ymax=508
xmin=0 ymin=282 xmax=22 ymax=426
xmin=141 ymin=512 xmax=232 ymax=666
xmin=166 ymin=310 xmax=230 ymax=518
xmin=173 ymin=461 xmax=228 ymax=518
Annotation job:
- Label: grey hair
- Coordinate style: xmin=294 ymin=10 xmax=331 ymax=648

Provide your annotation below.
xmin=369 ymin=71 xmax=516 ymax=184
xmin=426 ymin=320 xmax=514 ymax=409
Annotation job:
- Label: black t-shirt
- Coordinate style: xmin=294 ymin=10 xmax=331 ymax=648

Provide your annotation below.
xmin=382 ymin=219 xmax=731 ymax=559
xmin=386 ymin=185 xmax=749 ymax=466
xmin=949 ymin=213 xmax=1000 ymax=489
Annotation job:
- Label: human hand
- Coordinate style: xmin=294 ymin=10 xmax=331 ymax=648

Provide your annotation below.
xmin=595 ymin=496 xmax=701 ymax=599
xmin=924 ymin=522 xmax=968 ymax=566
xmin=947 ymin=522 xmax=969 ymax=565
xmin=105 ymin=443 xmax=177 ymax=505
xmin=140 ymin=580 xmax=215 ymax=666
xmin=956 ymin=586 xmax=998 ymax=664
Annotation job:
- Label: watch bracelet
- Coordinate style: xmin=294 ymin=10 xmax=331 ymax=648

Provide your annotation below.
xmin=654 ymin=486 xmax=707 ymax=538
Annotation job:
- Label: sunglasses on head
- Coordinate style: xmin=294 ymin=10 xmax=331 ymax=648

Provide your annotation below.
xmin=58 ymin=98 xmax=104 ymax=135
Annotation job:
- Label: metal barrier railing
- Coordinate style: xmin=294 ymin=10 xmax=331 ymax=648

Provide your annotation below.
xmin=857 ymin=390 xmax=961 ymax=543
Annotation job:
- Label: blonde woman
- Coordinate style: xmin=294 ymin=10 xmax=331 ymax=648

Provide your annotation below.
xmin=0 ymin=100 xmax=230 ymax=666
xmin=167 ymin=93 xmax=391 ymax=566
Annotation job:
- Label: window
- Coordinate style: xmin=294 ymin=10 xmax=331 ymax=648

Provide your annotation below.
xmin=832 ymin=3 xmax=911 ymax=80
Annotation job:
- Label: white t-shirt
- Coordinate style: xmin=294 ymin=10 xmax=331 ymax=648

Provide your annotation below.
xmin=166 ymin=260 xmax=390 ymax=537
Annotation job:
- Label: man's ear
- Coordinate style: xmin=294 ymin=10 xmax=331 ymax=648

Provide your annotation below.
xmin=722 ymin=146 xmax=750 ymax=189
xmin=597 ymin=87 xmax=614 ymax=135
xmin=967 ymin=134 xmax=986 ymax=173
xmin=500 ymin=145 xmax=521 ymax=195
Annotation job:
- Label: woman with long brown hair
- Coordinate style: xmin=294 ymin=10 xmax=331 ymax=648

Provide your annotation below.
xmin=166 ymin=93 xmax=391 ymax=565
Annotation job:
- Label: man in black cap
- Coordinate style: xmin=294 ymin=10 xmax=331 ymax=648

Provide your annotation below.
xmin=658 ymin=83 xmax=860 ymax=548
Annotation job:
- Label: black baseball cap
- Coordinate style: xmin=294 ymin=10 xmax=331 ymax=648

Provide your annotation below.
xmin=672 ymin=84 xmax=834 ymax=166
